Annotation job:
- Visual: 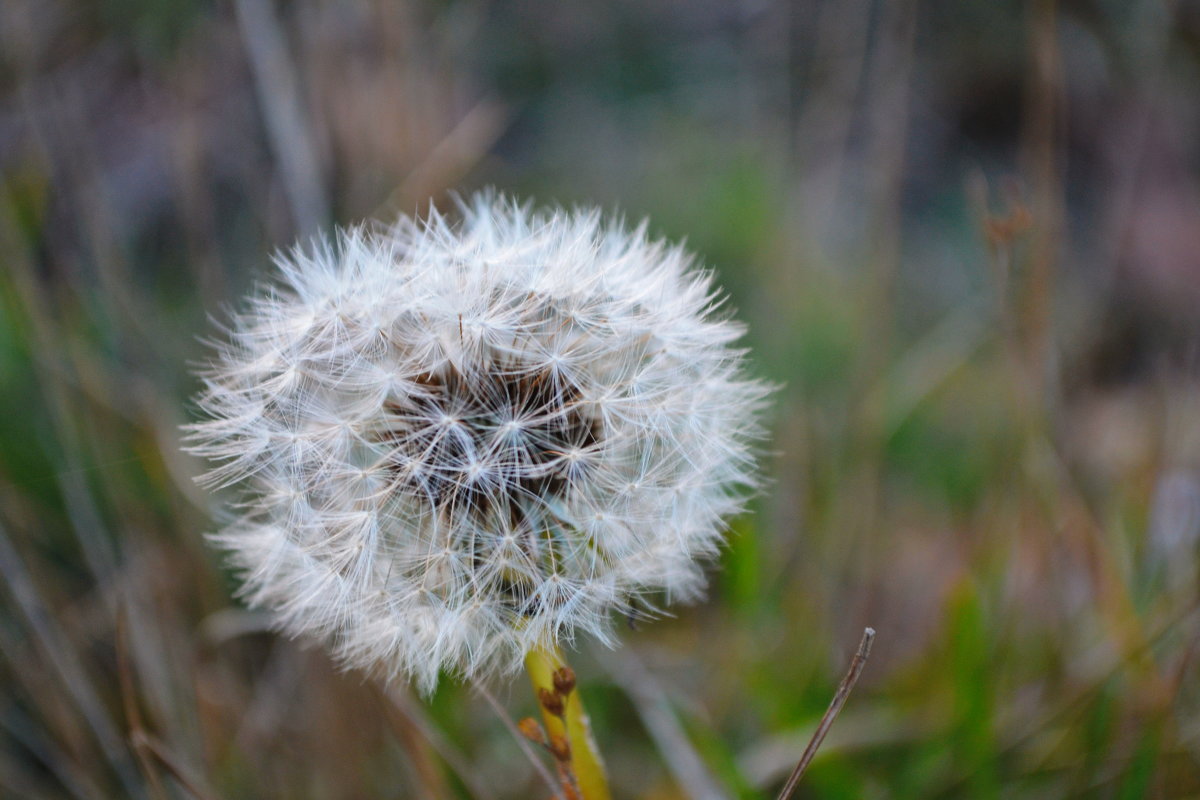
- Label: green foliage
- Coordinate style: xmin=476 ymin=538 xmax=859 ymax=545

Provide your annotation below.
xmin=946 ymin=581 xmax=1000 ymax=799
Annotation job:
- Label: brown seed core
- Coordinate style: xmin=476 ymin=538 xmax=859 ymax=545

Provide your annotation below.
xmin=370 ymin=362 xmax=602 ymax=519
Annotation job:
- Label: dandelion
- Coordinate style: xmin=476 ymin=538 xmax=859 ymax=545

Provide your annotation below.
xmin=186 ymin=192 xmax=766 ymax=795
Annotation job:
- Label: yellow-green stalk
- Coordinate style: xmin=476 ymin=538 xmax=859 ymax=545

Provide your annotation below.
xmin=525 ymin=646 xmax=611 ymax=800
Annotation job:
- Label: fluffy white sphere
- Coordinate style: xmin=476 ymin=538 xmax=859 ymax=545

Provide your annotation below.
xmin=187 ymin=193 xmax=767 ymax=692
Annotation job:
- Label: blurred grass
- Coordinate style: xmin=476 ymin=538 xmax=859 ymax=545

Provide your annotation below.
xmin=2 ymin=0 xmax=1200 ymax=798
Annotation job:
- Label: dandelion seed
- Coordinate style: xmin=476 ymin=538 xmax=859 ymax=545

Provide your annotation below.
xmin=186 ymin=192 xmax=768 ymax=693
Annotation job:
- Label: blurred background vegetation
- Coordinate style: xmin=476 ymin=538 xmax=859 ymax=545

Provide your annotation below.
xmin=3 ymin=0 xmax=1200 ymax=797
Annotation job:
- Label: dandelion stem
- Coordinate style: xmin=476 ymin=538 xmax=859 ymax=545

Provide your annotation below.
xmin=525 ymin=646 xmax=611 ymax=800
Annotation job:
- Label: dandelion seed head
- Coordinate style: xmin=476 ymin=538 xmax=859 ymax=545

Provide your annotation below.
xmin=187 ymin=192 xmax=768 ymax=692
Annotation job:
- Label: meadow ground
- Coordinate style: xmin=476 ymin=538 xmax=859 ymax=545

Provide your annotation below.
xmin=2 ymin=2 xmax=1199 ymax=797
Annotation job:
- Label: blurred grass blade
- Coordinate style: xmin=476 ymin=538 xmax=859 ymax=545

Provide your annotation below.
xmin=0 ymin=520 xmax=143 ymax=798
xmin=600 ymin=647 xmax=732 ymax=800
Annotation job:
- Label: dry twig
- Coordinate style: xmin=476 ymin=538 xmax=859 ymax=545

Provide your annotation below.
xmin=384 ymin=686 xmax=496 ymax=800
xmin=130 ymin=731 xmax=222 ymax=800
xmin=474 ymin=682 xmax=567 ymax=800
xmin=115 ymin=605 xmax=168 ymax=800
xmin=776 ymin=628 xmax=875 ymax=800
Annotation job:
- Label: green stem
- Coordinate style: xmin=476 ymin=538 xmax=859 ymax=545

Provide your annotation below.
xmin=525 ymin=646 xmax=611 ymax=800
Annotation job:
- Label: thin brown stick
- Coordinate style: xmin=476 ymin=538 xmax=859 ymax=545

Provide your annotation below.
xmin=115 ymin=605 xmax=168 ymax=800
xmin=473 ymin=681 xmax=566 ymax=800
xmin=130 ymin=731 xmax=222 ymax=800
xmin=383 ymin=686 xmax=497 ymax=800
xmin=776 ymin=628 xmax=875 ymax=800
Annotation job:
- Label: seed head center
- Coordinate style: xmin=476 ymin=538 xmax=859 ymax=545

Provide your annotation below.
xmin=373 ymin=363 xmax=601 ymax=515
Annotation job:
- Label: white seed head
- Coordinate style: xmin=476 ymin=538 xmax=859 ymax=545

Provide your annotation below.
xmin=186 ymin=193 xmax=768 ymax=692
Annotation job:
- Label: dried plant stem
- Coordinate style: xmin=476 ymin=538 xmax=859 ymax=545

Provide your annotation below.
xmin=115 ymin=606 xmax=168 ymax=800
xmin=525 ymin=647 xmax=611 ymax=800
xmin=385 ymin=687 xmax=495 ymax=800
xmin=233 ymin=0 xmax=328 ymax=234
xmin=598 ymin=647 xmax=729 ymax=800
xmin=130 ymin=732 xmax=222 ymax=800
xmin=776 ymin=628 xmax=875 ymax=800
xmin=474 ymin=682 xmax=565 ymax=800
